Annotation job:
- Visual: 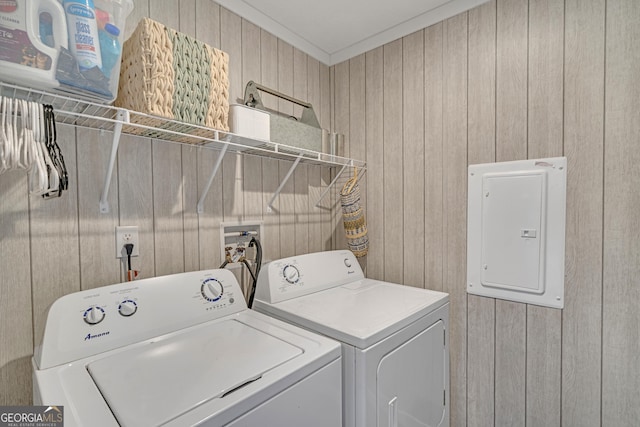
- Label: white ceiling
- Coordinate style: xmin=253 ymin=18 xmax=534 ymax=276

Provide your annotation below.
xmin=215 ymin=0 xmax=489 ymax=65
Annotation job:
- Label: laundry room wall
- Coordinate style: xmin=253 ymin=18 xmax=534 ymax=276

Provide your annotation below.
xmin=0 ymin=0 xmax=337 ymax=405
xmin=331 ymin=0 xmax=640 ymax=426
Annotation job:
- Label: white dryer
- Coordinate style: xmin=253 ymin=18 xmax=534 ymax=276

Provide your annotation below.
xmin=253 ymin=250 xmax=450 ymax=427
xmin=32 ymin=269 xmax=342 ymax=427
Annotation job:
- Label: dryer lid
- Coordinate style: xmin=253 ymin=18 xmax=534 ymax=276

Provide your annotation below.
xmin=259 ymin=279 xmax=448 ymax=349
xmin=87 ymin=319 xmax=302 ymax=427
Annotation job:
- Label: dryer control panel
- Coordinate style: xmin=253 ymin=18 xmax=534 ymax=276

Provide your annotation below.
xmin=35 ymin=269 xmax=246 ymax=370
xmin=255 ymin=250 xmax=365 ymax=304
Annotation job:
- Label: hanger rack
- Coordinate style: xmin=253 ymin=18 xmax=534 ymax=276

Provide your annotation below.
xmin=0 ymin=81 xmax=366 ymax=213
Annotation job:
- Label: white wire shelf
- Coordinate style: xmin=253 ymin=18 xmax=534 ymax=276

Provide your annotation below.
xmin=1 ymin=81 xmax=365 ymax=213
xmin=0 ymin=81 xmax=365 ymax=168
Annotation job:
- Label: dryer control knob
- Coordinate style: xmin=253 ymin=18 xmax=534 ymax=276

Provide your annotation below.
xmin=118 ymin=299 xmax=138 ymax=317
xmin=201 ymin=278 xmax=224 ymax=302
xmin=83 ymin=306 xmax=105 ymax=325
xmin=283 ymin=265 xmax=300 ymax=284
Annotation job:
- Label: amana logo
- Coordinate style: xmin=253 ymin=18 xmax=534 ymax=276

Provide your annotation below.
xmin=66 ymin=4 xmax=94 ymax=19
xmin=85 ymin=331 xmax=110 ymax=341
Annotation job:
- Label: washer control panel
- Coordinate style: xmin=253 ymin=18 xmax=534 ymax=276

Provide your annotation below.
xmin=255 ymin=250 xmax=365 ymax=304
xmin=36 ymin=269 xmax=246 ymax=370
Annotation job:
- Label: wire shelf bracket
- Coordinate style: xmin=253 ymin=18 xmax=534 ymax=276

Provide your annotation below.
xmin=197 ymin=138 xmax=227 ymax=214
xmin=99 ymin=109 xmax=128 ymax=213
xmin=267 ymin=153 xmax=304 ymax=212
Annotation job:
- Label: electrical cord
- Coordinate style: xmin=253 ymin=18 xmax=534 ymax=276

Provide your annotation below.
xmin=124 ymin=243 xmax=134 ymax=281
xmin=242 ymin=259 xmax=256 ymax=283
xmin=124 ymin=244 xmax=133 ymax=271
xmin=247 ymin=236 xmax=262 ymax=308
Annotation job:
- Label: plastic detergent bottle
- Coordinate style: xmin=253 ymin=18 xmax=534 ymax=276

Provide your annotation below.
xmin=98 ymin=23 xmax=120 ymax=78
xmin=63 ymin=0 xmax=102 ymax=70
xmin=0 ymin=0 xmax=68 ymax=88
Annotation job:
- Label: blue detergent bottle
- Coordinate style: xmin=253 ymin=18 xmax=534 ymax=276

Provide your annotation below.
xmin=63 ymin=0 xmax=102 ymax=70
xmin=99 ymin=23 xmax=121 ymax=78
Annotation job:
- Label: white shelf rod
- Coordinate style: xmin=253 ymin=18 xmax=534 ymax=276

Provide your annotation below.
xmin=267 ymin=154 xmax=304 ymax=212
xmin=197 ymin=141 xmax=228 ymax=214
xmin=99 ymin=109 xmax=128 ymax=213
xmin=314 ymin=162 xmax=350 ymax=207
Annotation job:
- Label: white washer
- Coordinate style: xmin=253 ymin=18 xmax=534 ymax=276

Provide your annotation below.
xmin=253 ymin=250 xmax=450 ymax=427
xmin=32 ymin=269 xmax=342 ymax=427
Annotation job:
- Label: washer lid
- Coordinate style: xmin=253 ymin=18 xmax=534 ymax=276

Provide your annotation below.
xmin=87 ymin=319 xmax=302 ymax=427
xmin=258 ymin=279 xmax=448 ymax=349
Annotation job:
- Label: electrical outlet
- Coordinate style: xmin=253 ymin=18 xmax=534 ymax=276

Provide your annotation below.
xmin=116 ymin=226 xmax=139 ymax=258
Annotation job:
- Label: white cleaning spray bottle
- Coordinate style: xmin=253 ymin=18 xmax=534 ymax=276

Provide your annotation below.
xmin=62 ymin=0 xmax=102 ymax=70
xmin=0 ymin=0 xmax=68 ymax=88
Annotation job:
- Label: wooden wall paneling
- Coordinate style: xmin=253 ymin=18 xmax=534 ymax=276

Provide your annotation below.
xmin=562 ymin=1 xmax=605 ymax=425
xmin=329 ymin=65 xmax=337 ymax=250
xmin=195 ymin=0 xmax=221 ymax=48
xmin=277 ymin=158 xmax=296 ymax=258
xmin=401 ymin=31 xmax=424 ymax=288
xmin=349 ymin=54 xmax=366 ymax=269
xmin=147 ymin=1 xmax=183 ymax=277
xmin=527 ymin=0 xmax=564 ymax=160
xmin=221 ymin=7 xmax=243 ymax=104
xmin=382 ymin=39 xmax=403 ymax=284
xmin=494 ymin=1 xmax=528 ymax=425
xmin=525 ymin=1 xmax=564 ymax=425
xmin=602 ymin=0 xmax=640 ymax=424
xmin=526 ymin=306 xmax=562 ymax=424
xmin=332 ymin=61 xmax=349 ymax=253
xmin=466 ymin=1 xmax=496 ymax=425
xmin=261 ymin=158 xmax=281 ymax=262
xmin=178 ymin=0 xmax=195 ymax=35
xmin=293 ymin=49 xmax=309 ymax=256
xmin=0 ymin=161 xmax=33 ymax=405
xmin=306 ymin=163 xmax=322 ymax=254
xmin=494 ymin=301 xmax=526 ymax=426
xmin=241 ymin=20 xmax=264 ymax=223
xmin=277 ymin=40 xmax=295 ymax=258
xmin=220 ymin=9 xmax=244 ymax=289
xmin=277 ymin=40 xmax=294 ymax=116
xmin=76 ymin=128 xmax=120 ymax=289
xmin=293 ymin=163 xmax=309 ymax=256
xmin=181 ymin=145 xmax=200 ymax=272
xmin=496 ymin=0 xmax=528 ymax=162
xmin=259 ymin=30 xmax=280 ymax=261
xmin=442 ymin=14 xmax=468 ymax=427
xmin=194 ymin=0 xmax=221 ymax=270
xmin=306 ymin=57 xmax=323 ymax=254
xmin=151 ymin=141 xmax=185 ymax=276
xmin=319 ymin=63 xmax=333 ymax=252
xmin=364 ymin=47 xmax=384 ymax=280
xmin=30 ymin=124 xmax=81 ymax=353
xmin=117 ymin=135 xmax=154 ymax=279
xmin=176 ymin=2 xmax=200 ymax=273
xmin=149 ymin=0 xmax=179 ymax=29
xmin=260 ymin=30 xmax=279 ymax=110
xmin=125 ymin=0 xmax=149 ymax=39
xmin=197 ymin=147 xmax=224 ymax=269
xmin=423 ymin=24 xmax=443 ymax=292
xmin=467 ymin=0 xmax=496 ymax=166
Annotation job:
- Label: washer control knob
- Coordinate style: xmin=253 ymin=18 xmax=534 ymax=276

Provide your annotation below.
xmin=201 ymin=278 xmax=224 ymax=302
xmin=83 ymin=306 xmax=105 ymax=325
xmin=344 ymin=258 xmax=352 ymax=268
xmin=118 ymin=299 xmax=138 ymax=317
xmin=283 ymin=265 xmax=300 ymax=284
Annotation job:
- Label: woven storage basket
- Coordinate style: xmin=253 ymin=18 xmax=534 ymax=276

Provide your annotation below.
xmin=340 ymin=172 xmax=368 ymax=258
xmin=116 ymin=18 xmax=230 ymax=137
